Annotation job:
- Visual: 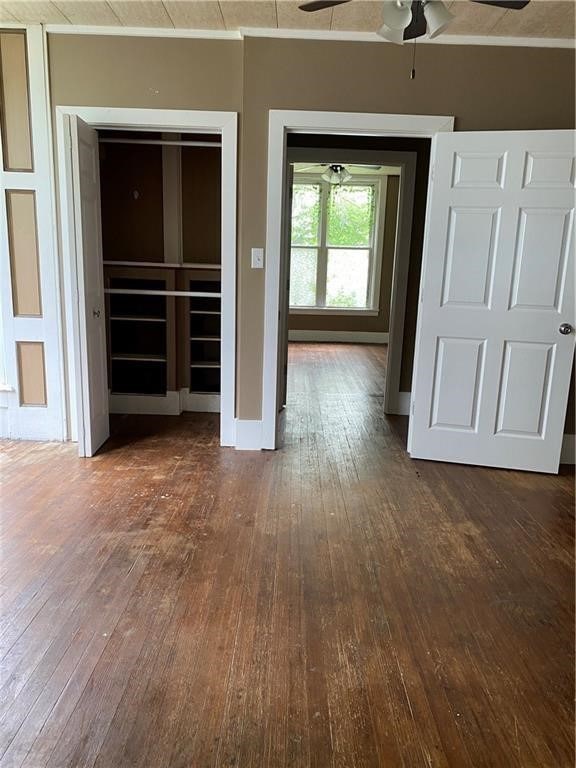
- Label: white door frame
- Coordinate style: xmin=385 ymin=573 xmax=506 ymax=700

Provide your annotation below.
xmin=55 ymin=106 xmax=238 ymax=449
xmin=262 ymin=110 xmax=454 ymax=449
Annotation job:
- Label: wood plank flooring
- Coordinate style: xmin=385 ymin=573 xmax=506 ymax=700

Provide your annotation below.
xmin=0 ymin=342 xmax=574 ymax=768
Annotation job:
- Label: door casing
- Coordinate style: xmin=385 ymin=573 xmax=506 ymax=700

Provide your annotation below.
xmin=55 ymin=106 xmax=238 ymax=452
xmin=262 ymin=110 xmax=455 ymax=450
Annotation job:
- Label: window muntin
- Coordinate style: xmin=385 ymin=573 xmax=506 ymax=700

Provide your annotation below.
xmin=289 ymin=176 xmax=381 ymax=311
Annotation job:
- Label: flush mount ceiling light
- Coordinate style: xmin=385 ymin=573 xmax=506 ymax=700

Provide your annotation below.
xmin=322 ymin=164 xmax=353 ymax=184
xmin=298 ymin=0 xmax=531 ymax=43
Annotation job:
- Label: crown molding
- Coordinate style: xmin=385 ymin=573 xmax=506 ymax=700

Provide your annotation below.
xmin=30 ymin=23 xmax=576 ymax=49
xmin=43 ymin=24 xmax=242 ymax=40
xmin=240 ymin=27 xmax=575 ymax=48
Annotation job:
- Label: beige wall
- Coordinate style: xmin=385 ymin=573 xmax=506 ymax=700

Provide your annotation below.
xmin=99 ymin=142 xmax=164 ymax=262
xmin=238 ymin=38 xmax=575 ymax=418
xmin=48 ymin=35 xmax=243 ymax=111
xmin=47 ymin=34 xmax=575 ymax=425
xmin=182 ymin=145 xmax=221 ymax=264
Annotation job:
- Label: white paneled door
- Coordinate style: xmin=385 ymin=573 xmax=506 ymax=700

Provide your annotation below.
xmin=409 ymin=131 xmax=575 ymax=473
xmin=70 ymin=116 xmax=109 ymax=457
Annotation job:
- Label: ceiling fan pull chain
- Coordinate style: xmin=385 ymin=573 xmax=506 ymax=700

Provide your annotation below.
xmin=410 ymin=38 xmax=417 ymax=79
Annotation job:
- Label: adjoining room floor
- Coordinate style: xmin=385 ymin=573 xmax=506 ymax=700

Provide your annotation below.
xmin=0 ymin=343 xmax=574 ymax=767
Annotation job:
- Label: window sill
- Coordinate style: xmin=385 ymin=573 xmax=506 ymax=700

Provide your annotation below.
xmin=289 ymin=308 xmax=379 ymax=316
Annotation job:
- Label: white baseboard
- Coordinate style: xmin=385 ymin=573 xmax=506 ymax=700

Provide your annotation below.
xmin=109 ymin=391 xmax=181 ymax=415
xmin=560 ymin=433 xmax=575 ymax=464
xmin=181 ymin=389 xmax=221 ymax=413
xmin=0 ymin=408 xmax=9 ymax=438
xmin=235 ymin=419 xmax=263 ymax=450
xmin=386 ymin=391 xmax=411 ymax=416
xmin=109 ymin=389 xmax=222 ymax=415
xmin=288 ymin=330 xmax=389 ymax=344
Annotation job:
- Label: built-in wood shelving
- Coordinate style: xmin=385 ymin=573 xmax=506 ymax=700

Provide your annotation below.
xmin=107 ymin=275 xmax=170 ymax=396
xmin=189 ymin=277 xmax=221 ymax=395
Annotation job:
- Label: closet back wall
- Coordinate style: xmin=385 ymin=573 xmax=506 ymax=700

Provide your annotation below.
xmin=100 ymin=143 xmax=164 ymax=263
xmin=182 ymin=146 xmax=221 ymax=264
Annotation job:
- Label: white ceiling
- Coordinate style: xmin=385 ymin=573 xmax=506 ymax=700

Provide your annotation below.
xmin=0 ymin=0 xmax=574 ymax=39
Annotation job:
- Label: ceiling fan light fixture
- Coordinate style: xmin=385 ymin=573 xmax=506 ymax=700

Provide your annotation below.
xmin=423 ymin=0 xmax=454 ymax=38
xmin=322 ymin=164 xmax=352 ymax=184
xmin=377 ymin=0 xmax=412 ymax=44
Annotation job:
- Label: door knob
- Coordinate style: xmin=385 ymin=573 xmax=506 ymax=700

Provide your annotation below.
xmin=559 ymin=323 xmax=573 ymax=335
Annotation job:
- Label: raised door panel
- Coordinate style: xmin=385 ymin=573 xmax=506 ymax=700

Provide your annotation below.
xmin=509 ymin=208 xmax=573 ymax=312
xmin=495 ymin=341 xmax=555 ymax=437
xmin=451 ymin=152 xmax=507 ymax=189
xmin=430 ymin=337 xmax=486 ymax=432
xmin=522 ymin=151 xmax=575 ymax=189
xmin=441 ymin=207 xmax=499 ymax=308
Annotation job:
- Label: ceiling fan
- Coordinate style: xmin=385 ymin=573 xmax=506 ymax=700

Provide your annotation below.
xmin=296 ymin=163 xmax=386 ymax=183
xmin=298 ymin=0 xmax=531 ymax=43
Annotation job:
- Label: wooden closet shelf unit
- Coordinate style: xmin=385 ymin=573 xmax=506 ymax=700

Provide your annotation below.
xmin=103 ymin=264 xmax=222 ymax=411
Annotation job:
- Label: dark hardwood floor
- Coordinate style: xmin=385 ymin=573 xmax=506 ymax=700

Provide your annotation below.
xmin=0 ymin=343 xmax=574 ymax=767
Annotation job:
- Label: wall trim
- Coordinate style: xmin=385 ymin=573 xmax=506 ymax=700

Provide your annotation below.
xmin=560 ymin=433 xmax=575 ymax=465
xmin=235 ymin=419 xmax=263 ymax=451
xmin=40 ymin=23 xmax=575 ymax=49
xmin=109 ymin=391 xmax=181 ymax=415
xmin=108 ymin=389 xmax=221 ymax=415
xmin=386 ymin=391 xmax=412 ymax=416
xmin=240 ymin=28 xmax=575 ymax=49
xmin=0 ymin=26 xmax=65 ymax=442
xmin=288 ymin=330 xmax=389 ymax=344
xmin=44 ymin=24 xmax=242 ymax=40
xmin=262 ymin=110 xmax=453 ymax=451
xmin=181 ymin=390 xmax=220 ymax=413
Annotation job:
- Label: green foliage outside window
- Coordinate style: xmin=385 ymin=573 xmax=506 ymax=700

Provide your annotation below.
xmin=327 ymin=185 xmax=375 ymax=247
xmin=290 ymin=179 xmax=377 ymax=309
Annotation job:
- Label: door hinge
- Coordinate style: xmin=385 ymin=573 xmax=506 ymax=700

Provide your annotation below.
xmin=411 ymin=400 xmax=415 ymax=415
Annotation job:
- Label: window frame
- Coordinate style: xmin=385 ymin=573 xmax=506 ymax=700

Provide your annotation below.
xmin=289 ymin=173 xmax=388 ymax=314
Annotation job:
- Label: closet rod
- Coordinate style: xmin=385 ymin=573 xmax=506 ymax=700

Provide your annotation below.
xmin=105 ymin=289 xmax=221 ymax=298
xmin=103 ymin=260 xmax=221 ymax=270
xmin=99 ymin=139 xmax=221 ymax=148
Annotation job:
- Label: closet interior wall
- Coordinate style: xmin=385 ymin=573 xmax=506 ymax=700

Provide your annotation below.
xmin=98 ymin=131 xmax=223 ymax=415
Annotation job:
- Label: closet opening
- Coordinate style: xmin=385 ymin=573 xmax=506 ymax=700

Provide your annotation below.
xmin=98 ymin=129 xmax=223 ymax=442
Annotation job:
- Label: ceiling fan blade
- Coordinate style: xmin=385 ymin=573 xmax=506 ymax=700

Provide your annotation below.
xmin=299 ymin=0 xmax=351 ymax=11
xmin=470 ymin=0 xmax=530 ymax=9
xmin=297 ymin=164 xmax=325 ymax=172
xmin=403 ymin=0 xmax=427 ymax=40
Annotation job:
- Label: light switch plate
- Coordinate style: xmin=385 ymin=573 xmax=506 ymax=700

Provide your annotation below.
xmin=251 ymin=248 xmax=264 ymax=269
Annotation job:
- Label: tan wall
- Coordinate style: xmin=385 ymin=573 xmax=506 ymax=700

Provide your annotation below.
xmin=239 ymin=38 xmax=575 ymax=418
xmin=288 ymin=174 xmax=399 ymax=334
xmin=99 ymin=142 xmax=165 ymax=262
xmin=47 ymin=34 xmax=575 ymax=425
xmin=48 ymin=35 xmax=243 ymax=111
xmin=182 ymin=146 xmax=221 ymax=264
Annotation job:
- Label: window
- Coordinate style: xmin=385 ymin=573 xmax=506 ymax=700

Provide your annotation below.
xmin=289 ymin=177 xmax=383 ymax=311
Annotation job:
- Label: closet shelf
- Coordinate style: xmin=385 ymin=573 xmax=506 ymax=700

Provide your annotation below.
xmin=104 ymin=260 xmax=221 ymax=270
xmin=110 ymin=316 xmax=166 ymax=323
xmin=106 ymin=288 xmax=221 ymax=298
xmin=112 ymin=354 xmax=167 ymax=362
xmin=190 ymin=362 xmax=220 ymax=368
xmin=190 ymin=336 xmax=220 ymax=341
xmin=190 ymin=310 xmax=221 ymax=315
